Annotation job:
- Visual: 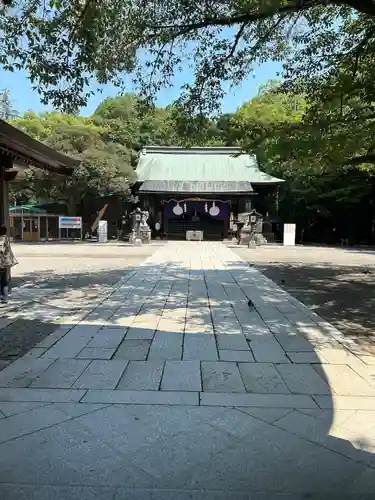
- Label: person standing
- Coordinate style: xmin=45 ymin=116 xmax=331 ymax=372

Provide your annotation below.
xmin=0 ymin=225 xmax=17 ymax=303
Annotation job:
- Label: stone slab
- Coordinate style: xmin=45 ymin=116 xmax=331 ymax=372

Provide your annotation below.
xmin=0 ymin=401 xmax=48 ymax=417
xmin=238 ymin=310 xmax=272 ymax=336
xmin=30 ymin=359 xmax=90 ymax=389
xmin=148 ymin=332 xmax=183 ymax=360
xmin=54 ymin=402 xmax=109 ymax=418
xmin=73 ymin=360 xmax=128 ymax=389
xmin=76 ymin=348 xmax=116 ymax=360
xmin=218 ymin=350 xmax=255 ymax=362
xmin=116 ymin=361 xmax=164 ymax=391
xmin=275 ymin=333 xmax=314 ymax=352
xmin=0 ymin=358 xmax=55 ymax=388
xmin=321 ymin=364 xmax=375 ymax=396
xmin=315 ymin=395 xmax=375 ymax=410
xmin=238 ymin=363 xmax=291 ymax=394
xmin=23 ymin=348 xmax=48 ymax=359
xmin=315 ymin=347 xmax=361 ymax=364
xmin=201 ymin=392 xmax=318 ymax=408
xmin=201 ymin=362 xmax=245 ymax=393
xmin=0 ymin=388 xmax=86 ymax=402
xmin=114 ymin=488 xmax=251 ymax=500
xmin=0 ymin=404 xmax=70 ymax=444
xmin=288 ymin=352 xmax=326 ymax=364
xmin=86 ymin=327 xmax=127 ymax=348
xmin=359 ymin=355 xmax=375 ymax=365
xmin=157 ymin=319 xmax=185 ymax=333
xmin=113 ymin=339 xmax=151 ymax=361
xmin=236 ymin=407 xmax=293 ymax=424
xmin=125 ymin=327 xmax=156 ymax=340
xmin=82 ymin=389 xmax=199 ymax=405
xmin=216 ymin=333 xmax=250 ymax=351
xmin=161 ymin=361 xmax=202 ymax=391
xmin=248 ymin=336 xmax=290 ymax=363
xmin=0 ymin=485 xmax=118 ymax=500
xmin=36 ymin=327 xmax=72 ymax=348
xmin=42 ymin=334 xmax=91 ymax=358
xmin=276 ymin=364 xmax=330 ymax=395
xmin=183 ymin=334 xmax=218 ymax=361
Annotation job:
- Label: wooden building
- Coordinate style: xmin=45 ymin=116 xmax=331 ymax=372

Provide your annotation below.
xmin=0 ymin=119 xmax=78 ymax=230
xmin=135 ymin=146 xmax=284 ymax=240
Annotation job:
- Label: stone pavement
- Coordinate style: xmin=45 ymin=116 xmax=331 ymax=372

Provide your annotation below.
xmin=1 ymin=242 xmax=375 ymax=499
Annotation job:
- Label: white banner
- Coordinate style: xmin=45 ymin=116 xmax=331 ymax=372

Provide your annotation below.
xmin=98 ymin=220 xmax=108 ymax=243
xmin=283 ymin=223 xmax=296 ymax=246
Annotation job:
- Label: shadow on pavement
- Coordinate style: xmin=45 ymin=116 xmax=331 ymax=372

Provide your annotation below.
xmin=252 ymin=262 xmax=375 ymax=346
xmin=0 ymin=259 xmax=374 ymax=498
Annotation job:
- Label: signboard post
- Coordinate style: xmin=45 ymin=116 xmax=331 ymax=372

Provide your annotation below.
xmin=98 ymin=220 xmax=108 ymax=243
xmin=58 ymin=216 xmax=82 ymax=240
xmin=283 ymin=223 xmax=296 ymax=246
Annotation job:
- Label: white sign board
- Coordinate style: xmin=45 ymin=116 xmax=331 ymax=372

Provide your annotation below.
xmin=98 ymin=220 xmax=108 ymax=243
xmin=283 ymin=223 xmax=296 ymax=246
xmin=58 ymin=216 xmax=82 ymax=229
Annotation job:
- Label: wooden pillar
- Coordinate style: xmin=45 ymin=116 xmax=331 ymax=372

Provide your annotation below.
xmin=0 ymin=155 xmax=5 ymax=226
xmin=0 ymin=153 xmax=13 ymax=289
xmin=0 ymin=153 xmax=11 ymax=229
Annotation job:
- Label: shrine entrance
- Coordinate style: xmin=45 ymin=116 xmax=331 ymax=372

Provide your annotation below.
xmin=164 ymin=199 xmax=229 ymax=240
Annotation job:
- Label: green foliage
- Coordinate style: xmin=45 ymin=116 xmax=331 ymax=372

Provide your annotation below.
xmin=230 ymin=81 xmax=375 ymax=241
xmin=1 ymin=0 xmax=375 ymax=113
xmin=11 ymin=111 xmax=136 ymax=214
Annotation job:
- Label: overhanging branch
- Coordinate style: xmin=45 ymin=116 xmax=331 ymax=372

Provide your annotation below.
xmin=347 ymin=153 xmax=375 ymax=164
xmin=148 ymin=0 xmax=375 ymax=38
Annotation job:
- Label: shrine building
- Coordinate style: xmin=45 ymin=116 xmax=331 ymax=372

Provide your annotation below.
xmin=135 ymin=146 xmax=284 ymax=240
xmin=0 ymin=119 xmax=78 ymax=232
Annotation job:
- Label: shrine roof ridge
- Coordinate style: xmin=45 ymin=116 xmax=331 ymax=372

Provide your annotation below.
xmin=141 ymin=146 xmax=244 ymax=156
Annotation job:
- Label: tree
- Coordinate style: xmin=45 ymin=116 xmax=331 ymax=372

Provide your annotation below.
xmin=93 ymin=94 xmax=223 ymax=149
xmin=93 ymin=94 xmax=171 ymax=149
xmin=230 ymin=81 xmax=375 ymax=243
xmin=11 ymin=112 xmax=136 ymax=214
xmin=1 ymin=1 xmax=375 ymax=112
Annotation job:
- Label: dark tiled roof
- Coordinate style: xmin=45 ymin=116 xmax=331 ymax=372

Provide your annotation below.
xmin=0 ymin=119 xmax=79 ymax=175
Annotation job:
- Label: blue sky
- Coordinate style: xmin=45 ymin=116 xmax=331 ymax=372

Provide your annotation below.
xmin=0 ymin=61 xmax=281 ymax=116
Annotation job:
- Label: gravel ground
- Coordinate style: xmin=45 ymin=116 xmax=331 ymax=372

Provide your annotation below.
xmin=232 ymin=244 xmax=375 ymax=349
xmin=10 ymin=241 xmax=163 ymax=289
xmin=0 ymin=241 xmax=161 ymax=365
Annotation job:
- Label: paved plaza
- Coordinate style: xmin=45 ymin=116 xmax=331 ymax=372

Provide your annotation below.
xmin=1 ymin=242 xmax=375 ymax=499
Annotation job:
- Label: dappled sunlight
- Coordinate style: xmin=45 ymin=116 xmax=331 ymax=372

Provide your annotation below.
xmin=1 ymin=242 xmax=375 ymax=496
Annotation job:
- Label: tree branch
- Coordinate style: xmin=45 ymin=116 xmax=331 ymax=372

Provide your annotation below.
xmin=344 ymin=0 xmax=375 ymax=17
xmin=150 ymin=2 xmax=318 ymax=34
xmin=149 ymin=0 xmax=375 ymax=38
xmin=346 ymin=153 xmax=375 ymax=164
xmin=225 ymin=23 xmax=246 ymax=61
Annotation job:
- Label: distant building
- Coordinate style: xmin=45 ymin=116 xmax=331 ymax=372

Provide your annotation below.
xmin=135 ymin=146 xmax=284 ymax=240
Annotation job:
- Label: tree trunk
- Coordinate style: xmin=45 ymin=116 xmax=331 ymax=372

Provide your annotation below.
xmin=67 ymin=197 xmax=76 ymax=216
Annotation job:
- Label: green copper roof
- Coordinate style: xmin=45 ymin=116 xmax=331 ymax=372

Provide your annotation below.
xmin=136 ymin=146 xmax=284 ymax=193
xmin=9 ymin=204 xmax=46 ymax=213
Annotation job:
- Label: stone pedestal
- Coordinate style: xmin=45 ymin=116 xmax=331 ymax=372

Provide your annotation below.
xmin=140 ymin=229 xmax=151 ymax=244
